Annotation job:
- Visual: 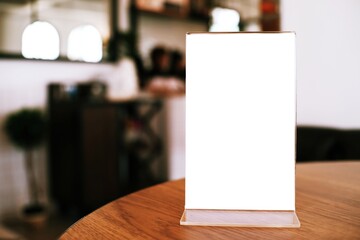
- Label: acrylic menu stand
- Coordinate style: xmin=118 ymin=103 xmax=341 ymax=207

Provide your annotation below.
xmin=181 ymin=32 xmax=300 ymax=228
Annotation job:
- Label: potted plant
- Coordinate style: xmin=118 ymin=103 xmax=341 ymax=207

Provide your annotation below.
xmin=3 ymin=108 xmax=47 ymax=227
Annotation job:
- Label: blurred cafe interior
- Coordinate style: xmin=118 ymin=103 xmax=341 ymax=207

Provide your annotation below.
xmin=0 ymin=0 xmax=359 ymax=238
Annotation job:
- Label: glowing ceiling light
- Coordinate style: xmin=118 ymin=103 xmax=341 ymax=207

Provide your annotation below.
xmin=210 ymin=7 xmax=240 ymax=32
xmin=22 ymin=21 xmax=60 ymax=60
xmin=68 ymin=25 xmax=103 ymax=63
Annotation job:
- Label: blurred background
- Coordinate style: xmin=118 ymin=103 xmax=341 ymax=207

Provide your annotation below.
xmin=0 ymin=0 xmax=359 ymax=239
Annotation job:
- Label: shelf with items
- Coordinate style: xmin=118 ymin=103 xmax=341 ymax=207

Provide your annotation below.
xmin=135 ymin=0 xmax=211 ymax=22
xmin=260 ymin=0 xmax=280 ymax=31
xmin=136 ymin=0 xmax=190 ymax=18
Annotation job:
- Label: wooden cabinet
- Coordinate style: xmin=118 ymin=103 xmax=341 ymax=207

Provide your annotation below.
xmin=48 ymin=102 xmax=125 ymax=214
xmin=79 ymin=105 xmax=126 ymax=212
xmin=47 ymin=85 xmax=163 ymax=215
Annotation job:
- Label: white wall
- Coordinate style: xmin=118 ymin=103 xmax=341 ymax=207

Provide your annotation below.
xmin=281 ymin=0 xmax=360 ymax=128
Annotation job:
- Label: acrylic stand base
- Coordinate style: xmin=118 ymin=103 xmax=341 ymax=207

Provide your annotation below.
xmin=180 ymin=209 xmax=300 ymax=228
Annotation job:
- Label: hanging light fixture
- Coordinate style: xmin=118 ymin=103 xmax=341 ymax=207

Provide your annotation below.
xmin=209 ymin=7 xmax=240 ymax=32
xmin=21 ymin=0 xmax=60 ymax=60
xmin=67 ymin=25 xmax=103 ymax=63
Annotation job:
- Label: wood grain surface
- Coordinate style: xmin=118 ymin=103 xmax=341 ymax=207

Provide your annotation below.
xmin=60 ymin=161 xmax=360 ymax=239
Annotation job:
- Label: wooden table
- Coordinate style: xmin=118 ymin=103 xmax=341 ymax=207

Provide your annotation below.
xmin=60 ymin=161 xmax=360 ymax=239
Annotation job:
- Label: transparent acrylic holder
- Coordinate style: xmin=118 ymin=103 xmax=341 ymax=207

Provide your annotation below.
xmin=180 ymin=209 xmax=300 ymax=228
xmin=183 ymin=32 xmax=300 ymax=229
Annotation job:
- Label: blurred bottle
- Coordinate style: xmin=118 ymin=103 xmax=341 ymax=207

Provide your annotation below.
xmin=108 ymin=57 xmax=139 ymax=100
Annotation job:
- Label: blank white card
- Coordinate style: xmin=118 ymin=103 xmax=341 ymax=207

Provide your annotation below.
xmin=186 ymin=32 xmax=296 ymax=211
